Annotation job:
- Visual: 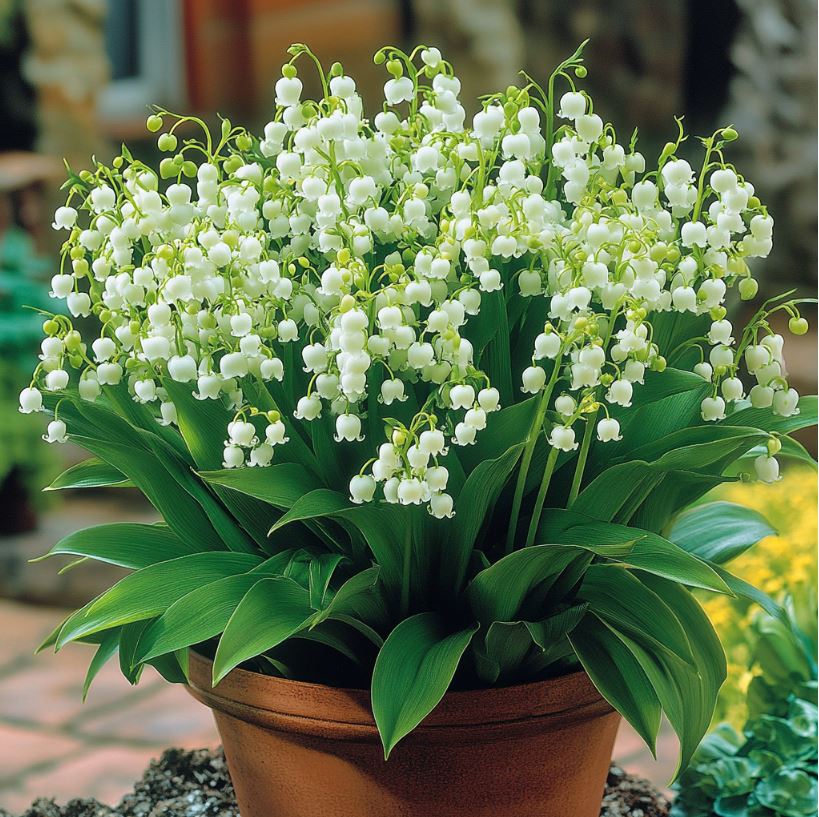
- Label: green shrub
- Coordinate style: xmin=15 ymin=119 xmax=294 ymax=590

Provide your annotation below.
xmin=673 ymin=597 xmax=818 ymax=817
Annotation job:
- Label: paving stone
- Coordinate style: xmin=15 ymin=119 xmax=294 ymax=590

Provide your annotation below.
xmin=75 ymin=684 xmax=219 ymax=747
xmin=0 ymin=746 xmax=163 ymax=813
xmin=0 ymin=644 xmax=161 ymax=728
xmin=0 ymin=724 xmax=84 ymax=784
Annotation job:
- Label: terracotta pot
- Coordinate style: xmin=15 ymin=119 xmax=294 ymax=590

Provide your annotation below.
xmin=187 ymin=650 xmax=621 ymax=817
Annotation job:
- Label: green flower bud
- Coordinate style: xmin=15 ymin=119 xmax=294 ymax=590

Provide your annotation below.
xmin=789 ymin=316 xmax=808 ymax=336
xmin=146 ymin=114 xmax=163 ymax=132
xmin=159 ymin=158 xmax=177 ymax=179
xmin=157 ymin=132 xmax=177 ymax=152
xmin=738 ymin=277 xmax=758 ymax=300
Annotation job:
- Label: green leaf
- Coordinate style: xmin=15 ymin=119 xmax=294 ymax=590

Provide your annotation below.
xmin=473 ymin=604 xmax=587 ymax=685
xmin=722 ymin=395 xmax=817 ymax=436
xmin=639 ymin=574 xmax=726 ymax=765
xmin=308 ymin=553 xmax=347 ymax=608
xmin=569 ymin=615 xmax=662 ymax=751
xmin=55 ymin=552 xmax=261 ymax=648
xmin=466 ymin=545 xmax=584 ymax=624
xmin=160 ymin=380 xmax=277 ymax=547
xmin=70 ymin=434 xmax=227 ymax=551
xmin=45 ymin=458 xmax=132 ymax=491
xmin=443 ymin=443 xmax=524 ymax=591
xmin=199 ymin=464 xmax=322 ymax=508
xmin=212 ymin=577 xmax=316 ymax=684
xmin=270 ymin=489 xmax=404 ymax=592
xmin=668 ymin=501 xmax=776 ymax=564
xmin=371 ymin=612 xmax=477 ymax=757
xmin=538 ymin=509 xmax=730 ymax=592
xmin=135 ymin=572 xmax=279 ymax=664
xmin=624 ymin=425 xmax=768 ymax=470
xmin=82 ymin=629 xmax=120 ymax=700
xmin=160 ymin=379 xmax=231 ymax=471
xmin=311 ymin=567 xmax=387 ymax=644
xmin=711 ymin=565 xmax=787 ymax=624
xmin=38 ymin=523 xmax=199 ymax=569
xmin=579 ymin=564 xmax=694 ymax=666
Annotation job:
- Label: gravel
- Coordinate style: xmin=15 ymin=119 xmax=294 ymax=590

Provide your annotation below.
xmin=3 ymin=748 xmax=670 ymax=817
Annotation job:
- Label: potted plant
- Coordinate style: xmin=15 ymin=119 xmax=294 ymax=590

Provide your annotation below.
xmin=24 ymin=43 xmax=816 ymax=817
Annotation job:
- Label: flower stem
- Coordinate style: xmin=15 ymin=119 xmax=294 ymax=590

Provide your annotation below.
xmin=567 ymin=406 xmax=598 ymax=507
xmin=505 ymin=360 xmax=561 ymax=554
xmin=525 ymin=445 xmax=560 ymax=547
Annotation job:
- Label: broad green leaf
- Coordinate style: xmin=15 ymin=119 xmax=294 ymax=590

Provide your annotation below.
xmin=101 ymin=382 xmax=189 ymax=459
xmin=45 ymin=459 xmax=132 ymax=491
xmin=146 ymin=650 xmax=189 ymax=684
xmin=524 ymin=604 xmax=589 ymax=652
xmin=270 ymin=489 xmax=404 ymax=592
xmin=639 ymin=574 xmax=726 ymax=765
xmin=82 ymin=629 xmax=120 ymax=700
xmin=199 ymin=464 xmax=322 ymax=509
xmin=269 ymin=488 xmax=355 ymax=532
xmin=311 ymin=567 xmax=387 ymax=643
xmin=456 ymin=397 xmax=536 ymax=473
xmin=597 ymin=620 xmax=701 ymax=775
xmin=443 ymin=443 xmax=524 ymax=591
xmin=668 ymin=501 xmax=776 ymax=564
xmin=578 ymin=564 xmax=694 ymax=665
xmin=135 ymin=573 xmax=278 ymax=663
xmin=580 ymin=569 xmax=713 ymax=773
xmin=711 ymin=565 xmax=787 ymax=624
xmin=466 ymin=545 xmax=584 ymax=624
xmin=537 ymin=509 xmax=730 ymax=592
xmin=722 ymin=395 xmax=817 ymax=436
xmin=473 ymin=605 xmax=587 ymax=685
xmin=160 ymin=380 xmax=276 ymax=547
xmin=474 ymin=621 xmax=534 ymax=684
xmin=70 ymin=434 xmax=226 ymax=551
xmin=569 ymin=615 xmax=662 ymax=751
xmin=55 ymin=552 xmax=261 ymax=648
xmin=160 ymin=379 xmax=231 ymax=470
xmin=308 ymin=553 xmax=347 ymax=608
xmin=371 ymin=612 xmax=477 ymax=757
xmin=38 ymin=523 xmax=198 ymax=569
xmin=631 ymin=471 xmax=737 ymax=533
xmin=624 ymin=425 xmax=768 ymax=470
xmin=212 ymin=577 xmax=316 ymax=684
xmin=137 ymin=431 xmax=257 ymax=554
xmin=119 ymin=620 xmax=151 ymax=683
xmin=587 ymin=370 xmax=710 ymax=473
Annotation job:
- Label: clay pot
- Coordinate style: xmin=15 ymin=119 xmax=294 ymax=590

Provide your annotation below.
xmin=187 ymin=650 xmax=621 ymax=817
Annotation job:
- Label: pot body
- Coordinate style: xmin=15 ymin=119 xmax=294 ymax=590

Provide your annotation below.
xmin=187 ymin=651 xmax=621 ymax=817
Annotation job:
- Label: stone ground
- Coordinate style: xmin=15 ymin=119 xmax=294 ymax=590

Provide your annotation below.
xmin=0 ymin=493 xmax=678 ymax=814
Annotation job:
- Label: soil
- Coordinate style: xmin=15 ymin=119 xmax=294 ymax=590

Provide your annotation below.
xmin=3 ymin=748 xmax=671 ymax=817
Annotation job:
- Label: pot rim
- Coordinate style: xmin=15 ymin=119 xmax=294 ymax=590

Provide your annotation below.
xmin=186 ymin=649 xmax=614 ymax=739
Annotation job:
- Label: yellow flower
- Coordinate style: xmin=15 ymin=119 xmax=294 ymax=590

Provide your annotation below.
xmin=701 ymin=466 xmax=818 ymax=725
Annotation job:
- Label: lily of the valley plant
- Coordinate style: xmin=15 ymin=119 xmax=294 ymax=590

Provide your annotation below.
xmin=24 ymin=43 xmax=816 ymax=767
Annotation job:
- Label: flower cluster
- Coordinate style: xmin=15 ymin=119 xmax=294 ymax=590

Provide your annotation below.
xmin=20 ymin=43 xmax=807 ymax=514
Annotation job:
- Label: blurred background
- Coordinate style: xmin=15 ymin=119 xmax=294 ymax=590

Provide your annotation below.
xmin=0 ymin=0 xmax=815 ymax=812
